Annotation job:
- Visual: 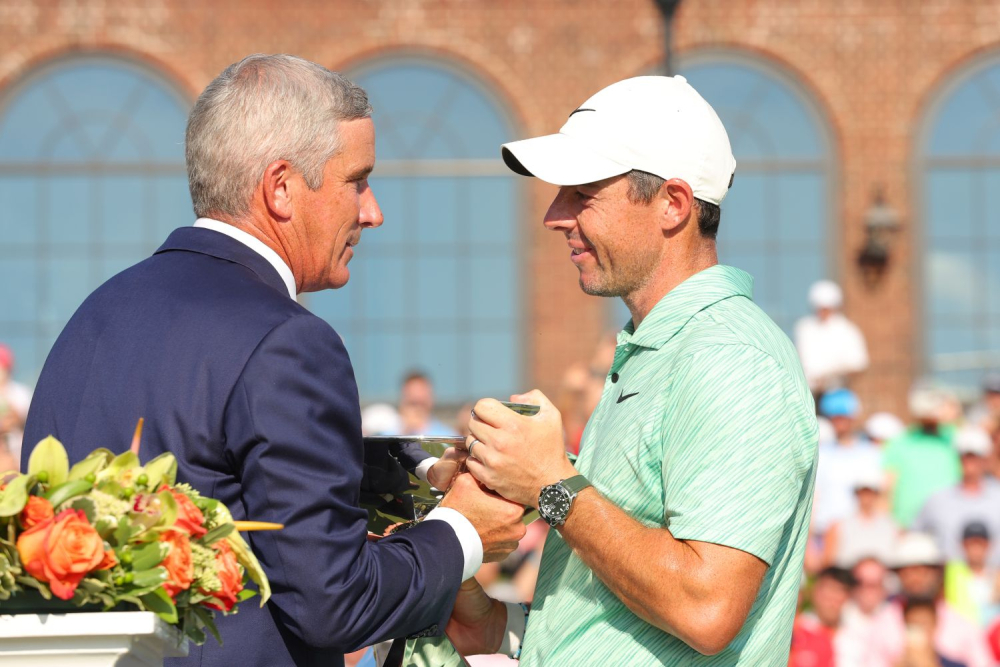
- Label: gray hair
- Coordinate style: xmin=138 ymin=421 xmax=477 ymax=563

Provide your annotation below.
xmin=185 ymin=54 xmax=372 ymax=219
xmin=625 ymin=169 xmax=721 ymax=240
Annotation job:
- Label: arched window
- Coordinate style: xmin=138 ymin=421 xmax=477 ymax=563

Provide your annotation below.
xmin=304 ymin=59 xmax=521 ymax=405
xmin=0 ymin=56 xmax=192 ymax=382
xmin=614 ymin=55 xmax=833 ymax=334
xmin=919 ymin=56 xmax=1000 ymax=390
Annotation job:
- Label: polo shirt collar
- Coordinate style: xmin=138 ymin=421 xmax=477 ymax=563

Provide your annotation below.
xmin=623 ymin=265 xmax=754 ymax=350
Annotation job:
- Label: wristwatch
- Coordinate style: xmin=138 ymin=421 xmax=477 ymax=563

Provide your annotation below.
xmin=537 ymin=475 xmax=592 ymax=527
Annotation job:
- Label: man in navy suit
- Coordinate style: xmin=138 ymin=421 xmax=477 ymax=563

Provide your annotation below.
xmin=23 ymin=54 xmax=526 ymax=667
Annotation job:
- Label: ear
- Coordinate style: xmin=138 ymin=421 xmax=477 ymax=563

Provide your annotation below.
xmin=659 ymin=179 xmax=695 ymax=233
xmin=262 ymin=160 xmax=294 ymax=221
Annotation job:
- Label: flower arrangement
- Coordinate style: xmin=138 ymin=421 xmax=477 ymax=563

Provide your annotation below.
xmin=0 ymin=434 xmax=271 ymax=646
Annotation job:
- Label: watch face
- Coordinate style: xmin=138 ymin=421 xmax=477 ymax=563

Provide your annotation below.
xmin=539 ymin=484 xmax=572 ymax=525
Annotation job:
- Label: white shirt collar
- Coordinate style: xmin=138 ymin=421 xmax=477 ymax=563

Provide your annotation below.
xmin=193 ymin=218 xmax=297 ymax=300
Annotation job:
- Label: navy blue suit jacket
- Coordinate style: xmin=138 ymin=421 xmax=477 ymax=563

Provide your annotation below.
xmin=22 ymin=227 xmax=464 ymax=667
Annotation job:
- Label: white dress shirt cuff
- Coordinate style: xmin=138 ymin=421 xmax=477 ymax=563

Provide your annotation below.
xmin=423 ymin=506 xmax=483 ymax=582
xmin=499 ymin=602 xmax=527 ymax=656
xmin=413 ymin=456 xmax=438 ymax=484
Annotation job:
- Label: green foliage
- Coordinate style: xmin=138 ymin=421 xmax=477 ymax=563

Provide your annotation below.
xmin=0 ymin=474 xmax=33 ymax=517
xmin=6 ymin=437 xmax=271 ymax=649
xmin=141 ymin=586 xmax=178 ymax=624
xmin=142 ymin=453 xmax=178 ymax=489
xmin=27 ymin=437 xmax=69 ymax=487
xmin=200 ymin=523 xmax=234 ymax=546
xmin=130 ymin=541 xmax=169 ymax=571
xmin=67 ymin=450 xmax=113 ymax=482
xmin=44 ymin=479 xmax=94 ymax=509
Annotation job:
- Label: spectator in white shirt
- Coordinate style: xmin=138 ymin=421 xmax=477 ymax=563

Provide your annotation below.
xmin=813 ymin=389 xmax=883 ymax=535
xmin=795 ymin=280 xmax=869 ymax=396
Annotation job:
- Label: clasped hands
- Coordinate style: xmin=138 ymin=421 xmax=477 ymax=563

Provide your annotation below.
xmin=431 ymin=390 xmax=580 ymax=656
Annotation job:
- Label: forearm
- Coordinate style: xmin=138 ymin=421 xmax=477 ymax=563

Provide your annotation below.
xmin=557 ymin=488 xmax=753 ymax=655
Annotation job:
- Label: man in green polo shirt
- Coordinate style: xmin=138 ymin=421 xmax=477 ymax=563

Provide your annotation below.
xmin=442 ymin=76 xmax=818 ymax=665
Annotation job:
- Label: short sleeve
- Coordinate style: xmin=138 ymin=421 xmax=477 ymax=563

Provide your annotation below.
xmin=662 ymin=345 xmax=814 ymax=565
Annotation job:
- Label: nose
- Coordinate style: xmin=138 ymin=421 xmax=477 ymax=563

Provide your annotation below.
xmin=359 ymin=180 xmax=384 ymax=228
xmin=543 ymin=187 xmax=577 ymax=233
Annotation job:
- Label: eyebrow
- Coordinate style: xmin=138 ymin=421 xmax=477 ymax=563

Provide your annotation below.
xmin=348 ymin=165 xmax=374 ymax=181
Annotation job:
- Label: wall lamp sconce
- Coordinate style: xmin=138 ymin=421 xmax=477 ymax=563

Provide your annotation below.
xmin=858 ymin=188 xmax=901 ymax=287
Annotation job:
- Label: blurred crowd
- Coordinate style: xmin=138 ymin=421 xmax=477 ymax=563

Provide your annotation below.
xmin=0 ymin=344 xmax=31 ymax=474
xmin=5 ymin=276 xmax=1000 ymax=666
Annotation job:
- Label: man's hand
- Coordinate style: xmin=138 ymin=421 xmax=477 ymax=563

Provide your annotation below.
xmin=464 ymin=390 xmax=577 ymax=507
xmin=445 ymin=578 xmax=506 ymax=656
xmin=426 ymin=447 xmax=468 ymax=491
xmin=439 ymin=472 xmax=526 ymax=562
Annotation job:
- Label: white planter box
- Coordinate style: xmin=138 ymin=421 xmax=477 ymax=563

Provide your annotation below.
xmin=0 ymin=611 xmax=188 ymax=666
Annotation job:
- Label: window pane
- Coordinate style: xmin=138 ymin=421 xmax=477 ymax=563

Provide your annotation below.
xmin=310 ymin=60 xmax=521 ymax=405
xmin=923 ymin=59 xmax=1000 ymax=392
xmin=0 ymin=57 xmax=191 ymax=382
xmin=643 ymin=59 xmax=832 ymax=338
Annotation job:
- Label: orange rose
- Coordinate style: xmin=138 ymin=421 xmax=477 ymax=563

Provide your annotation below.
xmin=16 ymin=509 xmax=109 ymax=600
xmin=161 ymin=485 xmax=207 ymax=538
xmin=161 ymin=529 xmax=193 ymax=599
xmin=201 ymin=540 xmax=244 ymax=612
xmin=20 ymin=496 xmax=54 ymax=530
xmin=98 ymin=548 xmax=117 ymax=570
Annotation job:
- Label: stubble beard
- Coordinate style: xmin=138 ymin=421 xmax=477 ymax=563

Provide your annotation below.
xmin=578 ymin=252 xmax=653 ymax=299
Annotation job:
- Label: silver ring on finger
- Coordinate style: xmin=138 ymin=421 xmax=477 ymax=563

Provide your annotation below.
xmin=469 ymin=438 xmax=482 ymax=460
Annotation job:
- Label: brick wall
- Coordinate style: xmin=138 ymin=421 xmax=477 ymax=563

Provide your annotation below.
xmin=2 ymin=0 xmax=998 ymax=416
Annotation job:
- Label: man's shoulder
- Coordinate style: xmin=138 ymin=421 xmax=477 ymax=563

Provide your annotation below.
xmin=680 ymin=299 xmax=803 ymax=381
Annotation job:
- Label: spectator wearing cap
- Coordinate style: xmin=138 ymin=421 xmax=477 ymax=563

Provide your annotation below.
xmin=866 ymin=412 xmax=907 ymax=447
xmin=0 ymin=344 xmax=31 ymax=472
xmin=821 ymin=467 xmax=899 ymax=569
xmin=869 ymin=533 xmax=992 ymax=667
xmin=883 ymin=384 xmax=960 ymax=528
xmin=912 ymin=426 xmax=1000 ymax=566
xmin=794 ymin=280 xmax=869 ymax=397
xmin=813 ymin=388 xmax=883 ymax=536
xmin=944 ymin=522 xmax=1000 ymax=628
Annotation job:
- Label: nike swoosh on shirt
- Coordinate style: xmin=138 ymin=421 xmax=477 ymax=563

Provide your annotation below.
xmin=617 ymin=391 xmax=639 ymax=404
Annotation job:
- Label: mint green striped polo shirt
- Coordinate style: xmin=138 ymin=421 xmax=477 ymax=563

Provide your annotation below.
xmin=519 ymin=265 xmax=818 ymax=666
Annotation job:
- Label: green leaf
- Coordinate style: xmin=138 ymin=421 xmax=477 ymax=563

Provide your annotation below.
xmin=0 ymin=475 xmax=32 ymax=517
xmin=131 ymin=566 xmax=168 ymax=589
xmin=142 ymin=453 xmax=177 ymax=489
xmin=67 ymin=450 xmax=113 ymax=482
xmin=95 ymin=518 xmax=117 ymax=540
xmin=44 ymin=479 xmax=93 ymax=509
xmin=184 ymin=622 xmax=207 ymax=645
xmin=114 ymin=516 xmax=133 ymax=546
xmin=27 ymin=436 xmax=69 ymax=487
xmin=97 ymin=451 xmax=140 ymax=483
xmin=140 ymin=586 xmax=177 ymax=624
xmin=226 ymin=530 xmax=270 ymax=607
xmin=200 ymin=523 xmax=234 ymax=546
xmin=236 ymin=589 xmax=257 ymax=602
xmin=69 ymin=497 xmax=97 ymax=524
xmin=16 ymin=575 xmax=52 ymax=599
xmin=151 ymin=490 xmax=178 ymax=531
xmin=192 ymin=605 xmax=223 ymax=645
xmin=131 ymin=541 xmax=168 ymax=571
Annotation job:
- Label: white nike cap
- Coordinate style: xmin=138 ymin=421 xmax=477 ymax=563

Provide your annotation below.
xmin=501 ymin=75 xmax=737 ymax=205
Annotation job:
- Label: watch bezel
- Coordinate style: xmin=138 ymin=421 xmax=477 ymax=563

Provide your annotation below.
xmin=538 ymin=481 xmax=574 ymax=527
